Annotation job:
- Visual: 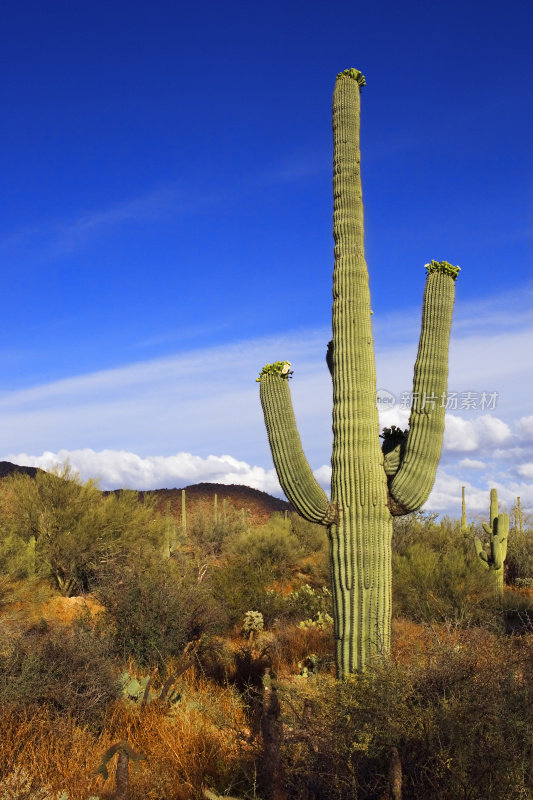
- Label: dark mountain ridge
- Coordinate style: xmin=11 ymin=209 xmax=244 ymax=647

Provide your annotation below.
xmin=0 ymin=461 xmax=289 ymax=525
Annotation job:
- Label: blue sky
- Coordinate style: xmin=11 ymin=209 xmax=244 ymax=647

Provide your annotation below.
xmin=1 ymin=0 xmax=532 ymax=518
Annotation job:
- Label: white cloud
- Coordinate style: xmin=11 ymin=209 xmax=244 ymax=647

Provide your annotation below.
xmin=7 ymin=448 xmax=283 ymax=494
xmin=313 ymin=464 xmax=332 ymax=492
xmin=517 ymin=415 xmax=533 ymax=440
xmin=459 ymin=458 xmax=486 ymax=470
xmin=0 ymin=286 xmax=532 ymax=519
xmin=443 ymin=415 xmax=512 ymax=453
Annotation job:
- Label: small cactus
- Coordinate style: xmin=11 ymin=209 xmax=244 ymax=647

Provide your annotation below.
xmin=119 ymin=671 xmax=181 ymax=705
xmin=242 ymin=610 xmax=264 ymax=639
xmin=97 ymin=741 xmax=144 ymax=800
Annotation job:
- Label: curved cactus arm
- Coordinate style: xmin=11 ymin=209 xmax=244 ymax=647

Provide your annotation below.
xmin=474 ymin=537 xmax=490 ymax=567
xmin=258 ymin=364 xmax=336 ymax=525
xmin=389 ymin=261 xmax=459 ymax=512
xmin=489 ymin=487 xmax=499 ymax=527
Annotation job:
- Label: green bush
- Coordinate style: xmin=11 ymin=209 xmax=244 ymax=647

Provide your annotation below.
xmin=0 ymin=467 xmax=167 ymax=595
xmin=211 ymin=515 xmax=301 ymax=626
xmin=280 ymin=629 xmax=533 ymax=800
xmin=227 ymin=514 xmax=301 ymax=578
xmin=285 ymin=584 xmax=333 ymax=623
xmin=393 ymin=540 xmax=493 ymax=625
xmin=189 ymin=502 xmax=248 ymax=557
xmin=506 ymin=526 xmax=533 ymax=585
xmin=288 ymin=512 xmax=328 ymax=557
xmin=97 ymin=552 xmax=225 ymax=669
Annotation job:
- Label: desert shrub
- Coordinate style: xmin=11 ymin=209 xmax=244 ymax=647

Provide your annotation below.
xmin=227 ymin=514 xmax=301 ymax=577
xmin=288 ymin=512 xmax=328 ymax=557
xmin=392 ymin=509 xmax=441 ymax=553
xmin=211 ymin=516 xmax=301 ymax=626
xmin=211 ymin=563 xmax=287 ymax=628
xmin=97 ymin=552 xmax=225 ymax=669
xmin=0 ymin=467 xmax=167 ymax=595
xmin=273 ymin=622 xmax=334 ymax=675
xmin=392 ymin=526 xmax=494 ymax=625
xmin=188 ymin=502 xmax=248 ymax=558
xmin=506 ymin=526 xmax=533 ymax=585
xmin=285 ymin=584 xmax=333 ymax=623
xmin=280 ymin=629 xmax=533 ymax=800
xmin=0 ymin=617 xmax=118 ymax=729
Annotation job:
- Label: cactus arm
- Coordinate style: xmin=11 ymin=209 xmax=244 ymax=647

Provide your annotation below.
xmin=474 ymin=537 xmax=490 ymax=567
xmin=498 ymin=514 xmax=509 ymax=561
xmin=493 ymin=513 xmax=509 ymax=567
xmin=489 ymin=487 xmax=499 ymax=528
xmin=259 ymin=365 xmax=336 ymax=525
xmin=388 ymin=261 xmax=459 ymax=512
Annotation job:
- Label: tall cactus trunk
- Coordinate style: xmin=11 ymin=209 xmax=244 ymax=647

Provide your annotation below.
xmin=461 ymin=486 xmax=468 ymax=532
xmin=181 ymin=488 xmax=187 ymax=534
xmin=330 ymin=71 xmax=392 ymax=672
xmin=258 ymin=69 xmax=459 ymax=677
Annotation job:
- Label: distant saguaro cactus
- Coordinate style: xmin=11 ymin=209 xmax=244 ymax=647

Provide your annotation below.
xmin=474 ymin=488 xmax=509 ymax=600
xmin=181 ymin=488 xmax=187 ymax=534
xmin=258 ymin=69 xmax=459 ymax=675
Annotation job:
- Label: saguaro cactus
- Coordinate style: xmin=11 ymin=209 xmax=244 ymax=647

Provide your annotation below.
xmin=461 ymin=486 xmax=468 ymax=532
xmin=258 ymin=69 xmax=459 ymax=675
xmin=474 ymin=488 xmax=509 ymax=600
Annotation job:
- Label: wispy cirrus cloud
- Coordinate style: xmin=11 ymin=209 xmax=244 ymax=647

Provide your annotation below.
xmin=2 ymin=151 xmax=327 ymax=261
xmin=2 ymin=286 xmax=532 ymax=517
xmin=1 ymin=183 xmax=220 ymax=259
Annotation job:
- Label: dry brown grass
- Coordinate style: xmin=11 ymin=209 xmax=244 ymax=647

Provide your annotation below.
xmin=273 ymin=623 xmax=334 ymax=675
xmin=0 ymin=679 xmax=253 ymax=800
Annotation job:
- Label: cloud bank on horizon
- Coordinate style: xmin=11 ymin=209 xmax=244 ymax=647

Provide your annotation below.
xmin=3 ymin=288 xmax=532 ymax=520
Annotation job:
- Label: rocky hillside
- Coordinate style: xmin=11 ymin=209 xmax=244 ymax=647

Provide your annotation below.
xmin=0 ymin=461 xmax=289 ymax=526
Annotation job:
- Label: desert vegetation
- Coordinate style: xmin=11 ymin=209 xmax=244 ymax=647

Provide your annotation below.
xmin=0 ymin=466 xmax=532 ymax=799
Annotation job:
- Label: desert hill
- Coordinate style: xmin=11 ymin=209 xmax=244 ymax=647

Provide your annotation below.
xmin=0 ymin=461 xmax=289 ymax=526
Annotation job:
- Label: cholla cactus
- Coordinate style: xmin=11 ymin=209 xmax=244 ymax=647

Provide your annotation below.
xmin=298 ymin=611 xmax=334 ymax=630
xmin=474 ymin=488 xmax=509 ymax=600
xmin=243 ymin=610 xmax=264 ymax=639
xmin=258 ymin=69 xmax=458 ymax=675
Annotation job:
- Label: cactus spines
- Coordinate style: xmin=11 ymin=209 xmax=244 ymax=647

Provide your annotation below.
xmin=474 ymin=488 xmax=509 ymax=600
xmin=258 ymin=69 xmax=458 ymax=675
